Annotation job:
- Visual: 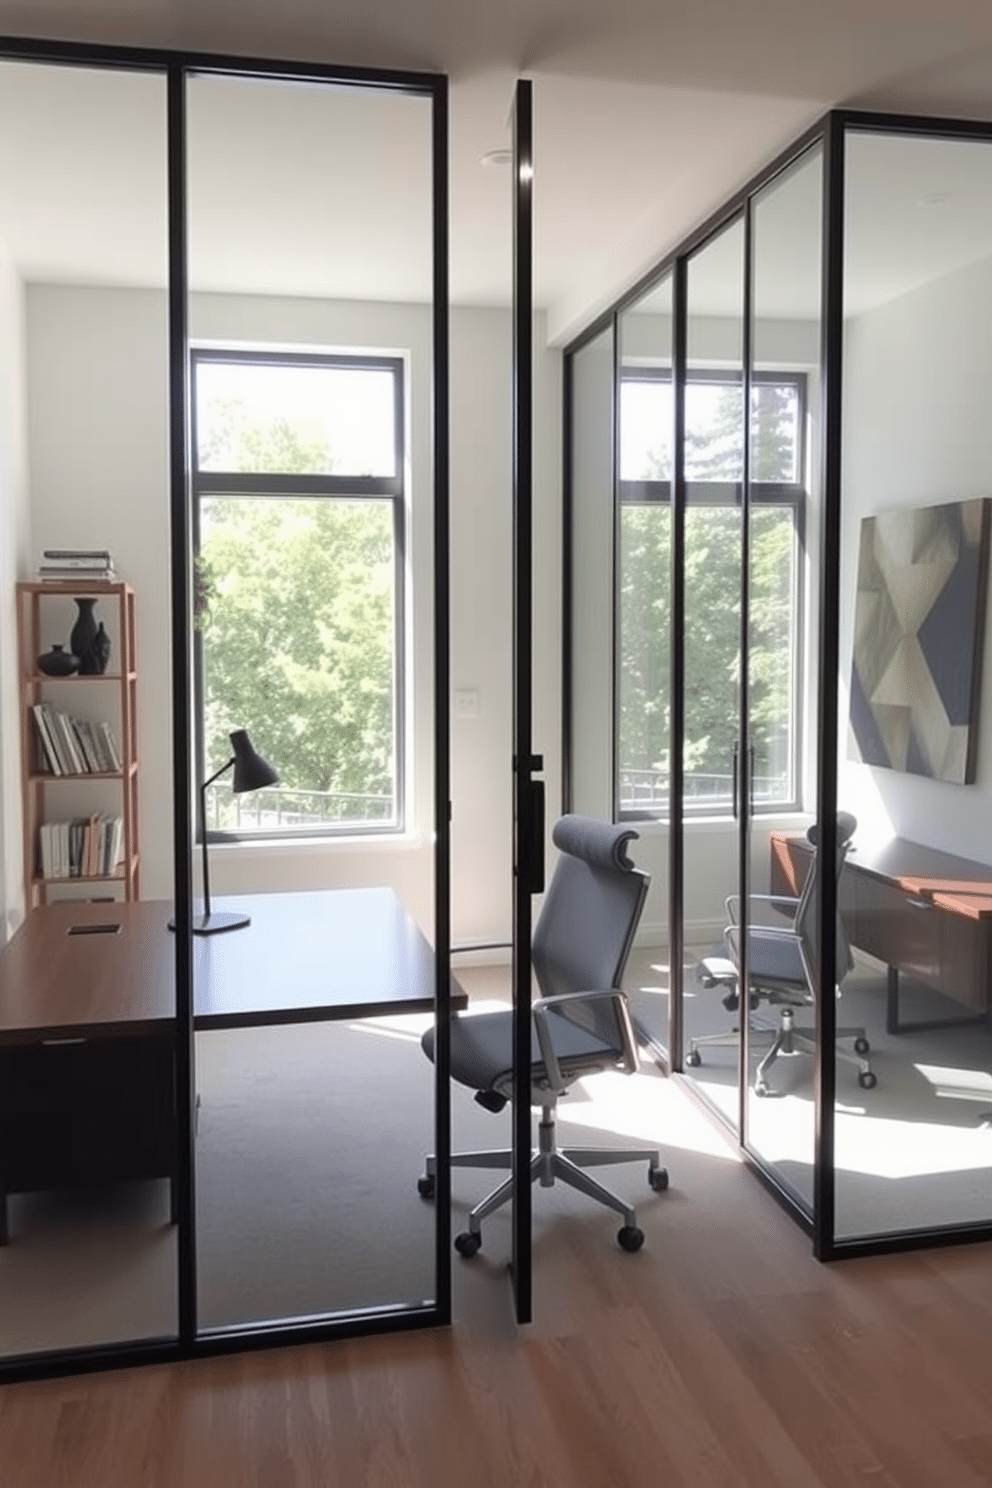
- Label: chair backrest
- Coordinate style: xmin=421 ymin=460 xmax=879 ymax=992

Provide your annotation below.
xmin=532 ymin=815 xmax=649 ymax=1046
xmin=794 ymin=811 xmax=857 ymax=985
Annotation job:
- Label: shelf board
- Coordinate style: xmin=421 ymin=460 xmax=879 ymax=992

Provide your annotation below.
xmin=29 ymin=772 xmax=124 ymax=783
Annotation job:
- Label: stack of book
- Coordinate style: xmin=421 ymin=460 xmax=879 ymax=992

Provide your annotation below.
xmin=37 ymin=814 xmax=124 ymax=881
xmin=37 ymin=548 xmax=115 ymax=581
xmin=30 ymin=703 xmax=122 ymax=776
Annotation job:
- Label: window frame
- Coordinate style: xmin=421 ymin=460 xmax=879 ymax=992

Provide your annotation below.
xmin=190 ymin=345 xmax=407 ymax=842
xmin=616 ymin=364 xmax=807 ymax=821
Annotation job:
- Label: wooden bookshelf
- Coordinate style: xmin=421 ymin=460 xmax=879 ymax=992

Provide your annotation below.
xmin=16 ymin=580 xmax=139 ymax=908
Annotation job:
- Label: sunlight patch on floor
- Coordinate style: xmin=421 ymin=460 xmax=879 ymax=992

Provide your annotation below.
xmin=556 ymin=1070 xmax=741 ymax=1161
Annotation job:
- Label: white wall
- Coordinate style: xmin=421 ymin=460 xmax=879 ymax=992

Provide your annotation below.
xmin=839 ymin=251 xmax=992 ymax=860
xmin=0 ymin=257 xmax=28 ymax=939
xmin=23 ymin=283 xmax=559 ymax=946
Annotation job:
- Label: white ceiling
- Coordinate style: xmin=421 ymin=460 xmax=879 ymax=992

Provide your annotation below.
xmin=4 ymin=1 xmax=992 ymax=340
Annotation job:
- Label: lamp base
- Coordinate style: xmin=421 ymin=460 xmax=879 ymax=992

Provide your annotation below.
xmin=168 ymin=911 xmax=252 ymax=935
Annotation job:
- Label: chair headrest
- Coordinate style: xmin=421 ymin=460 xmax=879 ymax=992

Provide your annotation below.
xmin=552 ymin=814 xmax=640 ymax=872
xmin=806 ymin=811 xmax=857 ymax=848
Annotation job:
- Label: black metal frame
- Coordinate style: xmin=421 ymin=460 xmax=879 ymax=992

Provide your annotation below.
xmin=510 ymin=77 xmax=535 ymax=1326
xmin=561 ymin=103 xmax=992 ymax=1265
xmin=0 ymin=35 xmax=451 ymax=1383
xmin=188 ymin=346 xmax=408 ymax=841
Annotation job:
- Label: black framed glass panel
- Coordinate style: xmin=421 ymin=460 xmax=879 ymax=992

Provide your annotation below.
xmin=0 ymin=58 xmax=177 ymax=1360
xmin=184 ymin=69 xmax=442 ymax=1332
xmin=835 ymin=126 xmax=992 ymax=1241
xmin=615 ymin=275 xmax=673 ymax=1055
xmin=744 ymin=146 xmax=824 ymax=1209
xmin=680 ymin=217 xmax=747 ymax=1132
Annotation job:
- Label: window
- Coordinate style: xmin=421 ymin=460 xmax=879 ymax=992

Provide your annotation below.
xmin=191 ymin=349 xmax=405 ymax=837
xmin=618 ymin=368 xmax=805 ymax=818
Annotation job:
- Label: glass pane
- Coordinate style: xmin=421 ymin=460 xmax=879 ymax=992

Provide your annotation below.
xmin=0 ymin=60 xmax=175 ymax=1358
xmin=835 ymin=130 xmax=992 ymax=1241
xmin=749 ymin=505 xmax=798 ymax=807
xmin=744 ymin=146 xmax=822 ymax=1211
xmin=619 ymin=377 xmax=672 ymax=482
xmin=681 ymin=217 xmax=745 ymax=1126
xmin=196 ymin=360 xmax=397 ymax=477
xmin=616 ymin=274 xmax=672 ymax=1055
xmin=568 ymin=325 xmax=615 ymax=820
xmin=186 ymin=72 xmax=438 ymax=1331
xmin=199 ymin=496 xmax=398 ymax=831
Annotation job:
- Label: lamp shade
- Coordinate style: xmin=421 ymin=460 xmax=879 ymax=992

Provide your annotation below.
xmin=229 ymin=729 xmax=279 ymax=794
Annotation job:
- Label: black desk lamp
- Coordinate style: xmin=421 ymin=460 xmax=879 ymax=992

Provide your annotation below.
xmin=189 ymin=729 xmax=279 ymax=936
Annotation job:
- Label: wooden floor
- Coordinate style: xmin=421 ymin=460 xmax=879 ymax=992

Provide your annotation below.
xmin=3 ymin=1075 xmax=992 ymax=1487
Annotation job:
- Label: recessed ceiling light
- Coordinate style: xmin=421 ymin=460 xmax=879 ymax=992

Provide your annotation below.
xmin=480 ymin=149 xmax=512 ymax=168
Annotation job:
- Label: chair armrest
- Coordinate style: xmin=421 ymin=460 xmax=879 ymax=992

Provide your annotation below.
xmin=726 ymin=893 xmax=799 ymax=926
xmin=532 ymin=990 xmax=640 ymax=1095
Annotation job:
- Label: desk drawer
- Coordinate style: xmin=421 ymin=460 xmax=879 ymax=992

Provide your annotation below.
xmin=851 ymin=872 xmax=988 ymax=1009
xmin=0 ymin=1033 xmax=176 ymax=1193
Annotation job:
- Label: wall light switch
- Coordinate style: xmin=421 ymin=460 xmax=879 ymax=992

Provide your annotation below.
xmin=454 ymin=687 xmax=480 ymax=719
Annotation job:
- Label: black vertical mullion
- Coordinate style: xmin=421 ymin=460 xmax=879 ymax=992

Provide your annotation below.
xmin=738 ymin=204 xmax=753 ymax=1147
xmin=430 ymin=75 xmax=453 ymax=1322
xmin=167 ymin=60 xmax=197 ymax=1346
xmin=669 ymin=256 xmax=687 ymax=1069
xmin=814 ymin=113 xmax=846 ymax=1260
xmin=511 ymin=78 xmax=534 ymax=1325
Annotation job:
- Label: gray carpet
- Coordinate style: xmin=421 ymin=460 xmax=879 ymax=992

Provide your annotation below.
xmin=0 ymin=974 xmax=672 ymax=1358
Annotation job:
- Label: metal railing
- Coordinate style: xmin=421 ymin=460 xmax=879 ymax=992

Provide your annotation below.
xmin=206 ymin=783 xmax=395 ymax=831
xmin=619 ymin=765 xmax=790 ymax=812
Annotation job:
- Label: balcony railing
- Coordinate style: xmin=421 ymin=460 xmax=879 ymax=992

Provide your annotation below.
xmin=619 ymin=765 xmax=790 ymax=812
xmin=206 ymin=782 xmax=395 ymax=832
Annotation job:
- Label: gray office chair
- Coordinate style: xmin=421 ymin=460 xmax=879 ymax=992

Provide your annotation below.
xmin=691 ymin=812 xmax=876 ymax=1096
xmin=419 ymin=815 xmax=669 ymax=1256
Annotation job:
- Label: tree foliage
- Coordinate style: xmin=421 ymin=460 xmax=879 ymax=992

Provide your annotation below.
xmin=197 ymin=411 xmax=396 ymax=825
xmin=619 ymin=380 xmax=798 ymax=804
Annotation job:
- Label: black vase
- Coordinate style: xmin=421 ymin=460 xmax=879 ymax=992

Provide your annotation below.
xmin=92 ymin=622 xmax=111 ymax=675
xmin=37 ymin=643 xmax=80 ymax=677
xmin=70 ymin=597 xmax=99 ymax=675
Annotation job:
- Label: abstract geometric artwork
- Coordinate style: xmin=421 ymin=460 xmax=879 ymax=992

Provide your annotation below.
xmin=849 ymin=498 xmax=991 ymax=784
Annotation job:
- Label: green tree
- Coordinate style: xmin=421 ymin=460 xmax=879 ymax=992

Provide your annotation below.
xmin=197 ymin=405 xmax=396 ymax=826
xmin=619 ymin=378 xmax=798 ymax=804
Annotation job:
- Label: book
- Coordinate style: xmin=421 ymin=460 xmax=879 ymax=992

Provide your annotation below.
xmin=43 ymin=549 xmax=112 ymax=561
xmin=53 ymin=711 xmax=85 ymax=774
xmin=38 ymin=704 xmax=70 ymax=774
xmin=98 ymin=721 xmax=122 ymax=773
xmin=31 ymin=705 xmax=61 ymax=775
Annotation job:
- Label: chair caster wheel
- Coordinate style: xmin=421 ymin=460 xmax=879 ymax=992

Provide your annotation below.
xmin=648 ymin=1162 xmax=669 ymax=1192
xmin=754 ymin=1081 xmax=769 ymax=1097
xmin=617 ymin=1225 xmax=644 ymax=1252
xmin=854 ymin=1037 xmax=870 ymax=1056
xmin=417 ymin=1174 xmax=435 ymax=1200
xmin=454 ymin=1230 xmax=481 ymax=1258
xmin=859 ymin=1071 xmax=877 ymax=1090
xmin=685 ymin=1049 xmax=701 ymax=1067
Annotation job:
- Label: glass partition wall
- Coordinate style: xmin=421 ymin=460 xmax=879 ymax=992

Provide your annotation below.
xmin=564 ymin=111 xmax=992 ymax=1259
xmin=0 ymin=40 xmax=450 ymax=1381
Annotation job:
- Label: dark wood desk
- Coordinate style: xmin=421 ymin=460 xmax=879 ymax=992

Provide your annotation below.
xmin=0 ymin=889 xmax=464 ymax=1242
xmin=770 ymin=832 xmax=992 ymax=1034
